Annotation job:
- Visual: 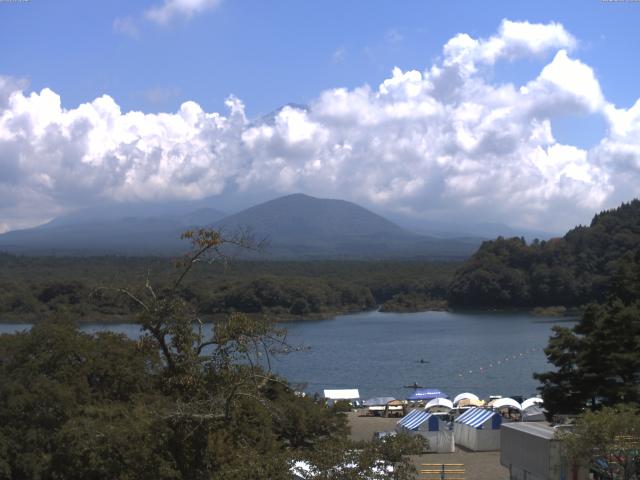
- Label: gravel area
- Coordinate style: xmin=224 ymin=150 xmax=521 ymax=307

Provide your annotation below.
xmin=346 ymin=411 xmax=509 ymax=480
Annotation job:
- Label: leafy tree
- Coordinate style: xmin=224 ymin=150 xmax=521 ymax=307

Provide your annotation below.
xmin=534 ymin=249 xmax=640 ymax=417
xmin=448 ymin=200 xmax=640 ymax=308
xmin=535 ymin=299 xmax=640 ymax=416
xmin=0 ymin=229 xmax=423 ymax=479
xmin=557 ymin=404 xmax=640 ymax=480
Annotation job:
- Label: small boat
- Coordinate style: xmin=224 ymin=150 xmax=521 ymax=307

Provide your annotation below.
xmin=403 ymin=382 xmax=425 ymax=389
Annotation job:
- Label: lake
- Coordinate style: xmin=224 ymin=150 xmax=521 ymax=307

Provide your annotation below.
xmin=0 ymin=310 xmax=574 ymax=401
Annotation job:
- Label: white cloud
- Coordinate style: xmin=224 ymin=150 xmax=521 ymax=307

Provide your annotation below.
xmin=331 ymin=47 xmax=347 ymax=64
xmin=385 ymin=29 xmax=404 ymax=44
xmin=1 ymin=20 xmax=638 ymax=233
xmin=113 ymin=16 xmax=139 ymax=38
xmin=143 ymin=86 xmax=182 ymax=105
xmin=145 ymin=0 xmax=223 ymax=25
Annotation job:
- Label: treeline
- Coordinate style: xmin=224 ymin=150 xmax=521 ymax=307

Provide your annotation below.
xmin=0 ymin=255 xmax=458 ymax=322
xmin=448 ymin=199 xmax=640 ymax=308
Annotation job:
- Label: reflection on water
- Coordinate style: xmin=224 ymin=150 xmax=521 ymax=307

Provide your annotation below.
xmin=0 ymin=310 xmax=574 ymax=400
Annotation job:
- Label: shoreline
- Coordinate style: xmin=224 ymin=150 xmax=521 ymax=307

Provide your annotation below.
xmin=0 ymin=303 xmax=580 ymax=325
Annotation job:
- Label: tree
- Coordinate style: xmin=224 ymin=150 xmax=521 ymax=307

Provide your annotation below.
xmin=0 ymin=229 xmax=423 ymax=479
xmin=557 ymin=404 xmax=640 ymax=480
xmin=534 ymin=299 xmax=640 ymax=417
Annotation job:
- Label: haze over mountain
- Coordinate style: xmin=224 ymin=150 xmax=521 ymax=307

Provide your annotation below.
xmin=213 ymin=193 xmax=481 ymax=258
xmin=0 ymin=202 xmax=226 ymax=256
xmin=0 ymin=194 xmax=483 ymax=258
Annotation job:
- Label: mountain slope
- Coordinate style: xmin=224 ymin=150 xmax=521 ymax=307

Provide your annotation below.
xmin=447 ymin=199 xmax=640 ymax=308
xmin=0 ymin=194 xmax=482 ymax=258
xmin=215 ymin=193 xmax=480 ymax=259
xmin=0 ymin=204 xmax=226 ymax=255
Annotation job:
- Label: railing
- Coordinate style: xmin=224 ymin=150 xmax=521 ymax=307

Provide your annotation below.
xmin=419 ymin=463 xmax=465 ymax=480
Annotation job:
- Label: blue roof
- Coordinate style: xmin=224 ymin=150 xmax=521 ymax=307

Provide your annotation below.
xmin=397 ymin=410 xmax=440 ymax=431
xmin=406 ymin=389 xmax=447 ymax=401
xmin=455 ymin=408 xmax=501 ymax=429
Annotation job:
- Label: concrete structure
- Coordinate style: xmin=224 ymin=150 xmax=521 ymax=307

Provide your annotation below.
xmin=500 ymin=423 xmax=588 ymax=480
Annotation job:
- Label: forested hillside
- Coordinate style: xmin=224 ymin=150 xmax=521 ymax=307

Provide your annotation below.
xmin=0 ymin=256 xmax=457 ymax=322
xmin=448 ymin=200 xmax=640 ymax=308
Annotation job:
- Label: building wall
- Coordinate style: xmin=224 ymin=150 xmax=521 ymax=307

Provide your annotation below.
xmin=500 ymin=425 xmax=589 ymax=480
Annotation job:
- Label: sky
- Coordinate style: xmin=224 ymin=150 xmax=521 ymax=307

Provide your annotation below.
xmin=1 ymin=0 xmax=639 ymax=234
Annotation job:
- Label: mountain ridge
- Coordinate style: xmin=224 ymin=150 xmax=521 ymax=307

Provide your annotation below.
xmin=0 ymin=193 xmax=481 ymax=259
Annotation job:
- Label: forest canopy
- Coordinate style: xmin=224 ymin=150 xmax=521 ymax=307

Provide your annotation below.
xmin=448 ymin=200 xmax=640 ymax=308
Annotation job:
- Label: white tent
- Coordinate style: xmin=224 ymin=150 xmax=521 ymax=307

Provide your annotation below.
xmin=323 ymin=389 xmax=360 ymax=401
xmin=521 ymin=405 xmax=546 ymax=422
xmin=520 ymin=397 xmax=543 ymax=411
xmin=453 ymin=408 xmax=502 ymax=451
xmin=425 ymin=397 xmax=454 ymax=411
xmin=396 ymin=410 xmax=454 ymax=453
xmin=492 ymin=397 xmax=522 ymax=411
xmin=453 ymin=392 xmax=480 ymax=405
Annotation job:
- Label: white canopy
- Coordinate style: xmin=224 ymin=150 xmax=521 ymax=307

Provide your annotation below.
xmin=453 ymin=392 xmax=480 ymax=405
xmin=521 ymin=397 xmax=544 ymax=411
xmin=323 ymin=389 xmax=360 ymax=400
xmin=425 ymin=397 xmax=454 ymax=410
xmin=492 ymin=397 xmax=522 ymax=410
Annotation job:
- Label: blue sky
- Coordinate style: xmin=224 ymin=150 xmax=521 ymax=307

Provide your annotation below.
xmin=3 ymin=0 xmax=639 ymax=117
xmin=1 ymin=0 xmax=640 ymax=232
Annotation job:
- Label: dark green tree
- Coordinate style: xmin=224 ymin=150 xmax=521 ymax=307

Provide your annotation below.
xmin=557 ymin=404 xmax=640 ymax=480
xmin=534 ymin=254 xmax=640 ymax=417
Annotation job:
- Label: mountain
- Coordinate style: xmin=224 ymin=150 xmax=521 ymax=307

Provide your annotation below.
xmin=447 ymin=199 xmax=640 ymax=308
xmin=390 ymin=216 xmax=556 ymax=242
xmin=0 ymin=203 xmax=226 ymax=255
xmin=0 ymin=194 xmax=482 ymax=258
xmin=214 ymin=193 xmax=481 ymax=259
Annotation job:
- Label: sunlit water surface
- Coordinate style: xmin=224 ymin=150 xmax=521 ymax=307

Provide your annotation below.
xmin=0 ymin=310 xmax=575 ymax=400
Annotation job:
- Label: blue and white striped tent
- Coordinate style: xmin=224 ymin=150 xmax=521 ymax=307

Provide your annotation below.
xmin=455 ymin=407 xmax=502 ymax=430
xmin=396 ymin=410 xmax=455 ymax=453
xmin=454 ymin=408 xmax=502 ymax=451
xmin=397 ymin=410 xmax=440 ymax=432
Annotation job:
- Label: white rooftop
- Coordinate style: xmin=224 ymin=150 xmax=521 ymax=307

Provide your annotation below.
xmin=323 ymin=389 xmax=360 ymax=400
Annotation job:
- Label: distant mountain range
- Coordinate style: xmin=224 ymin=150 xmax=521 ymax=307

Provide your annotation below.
xmin=0 ymin=193 xmax=538 ymax=259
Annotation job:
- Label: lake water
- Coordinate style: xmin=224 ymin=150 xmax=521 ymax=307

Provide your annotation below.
xmin=0 ymin=310 xmax=574 ymax=401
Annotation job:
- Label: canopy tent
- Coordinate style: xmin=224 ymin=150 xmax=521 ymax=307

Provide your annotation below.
xmin=396 ymin=410 xmax=454 ymax=453
xmin=521 ymin=397 xmax=544 ymax=411
xmin=457 ymin=398 xmax=485 ymax=408
xmin=521 ymin=405 xmax=546 ymax=422
xmin=491 ymin=397 xmax=522 ymax=411
xmin=362 ymin=397 xmax=396 ymax=406
xmin=406 ymin=389 xmax=447 ymax=401
xmin=453 ymin=392 xmax=480 ymax=405
xmin=363 ymin=397 xmax=403 ymax=416
xmin=454 ymin=408 xmax=502 ymax=451
xmin=425 ymin=397 xmax=454 ymax=411
xmin=383 ymin=399 xmax=405 ymax=417
xmin=323 ymin=389 xmax=360 ymax=401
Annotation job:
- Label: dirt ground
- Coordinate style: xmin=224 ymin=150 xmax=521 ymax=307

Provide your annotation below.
xmin=346 ymin=411 xmax=509 ymax=480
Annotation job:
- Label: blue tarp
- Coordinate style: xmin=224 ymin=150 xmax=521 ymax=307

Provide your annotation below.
xmin=406 ymin=389 xmax=447 ymax=401
xmin=397 ymin=410 xmax=440 ymax=431
xmin=455 ymin=407 xmax=501 ymax=430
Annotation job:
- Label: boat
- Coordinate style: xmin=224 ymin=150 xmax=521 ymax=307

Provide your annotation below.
xmin=403 ymin=382 xmax=425 ymax=389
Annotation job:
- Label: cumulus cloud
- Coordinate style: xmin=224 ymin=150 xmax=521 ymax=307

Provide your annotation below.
xmin=145 ymin=0 xmax=223 ymax=25
xmin=1 ymin=20 xmax=638 ymax=233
